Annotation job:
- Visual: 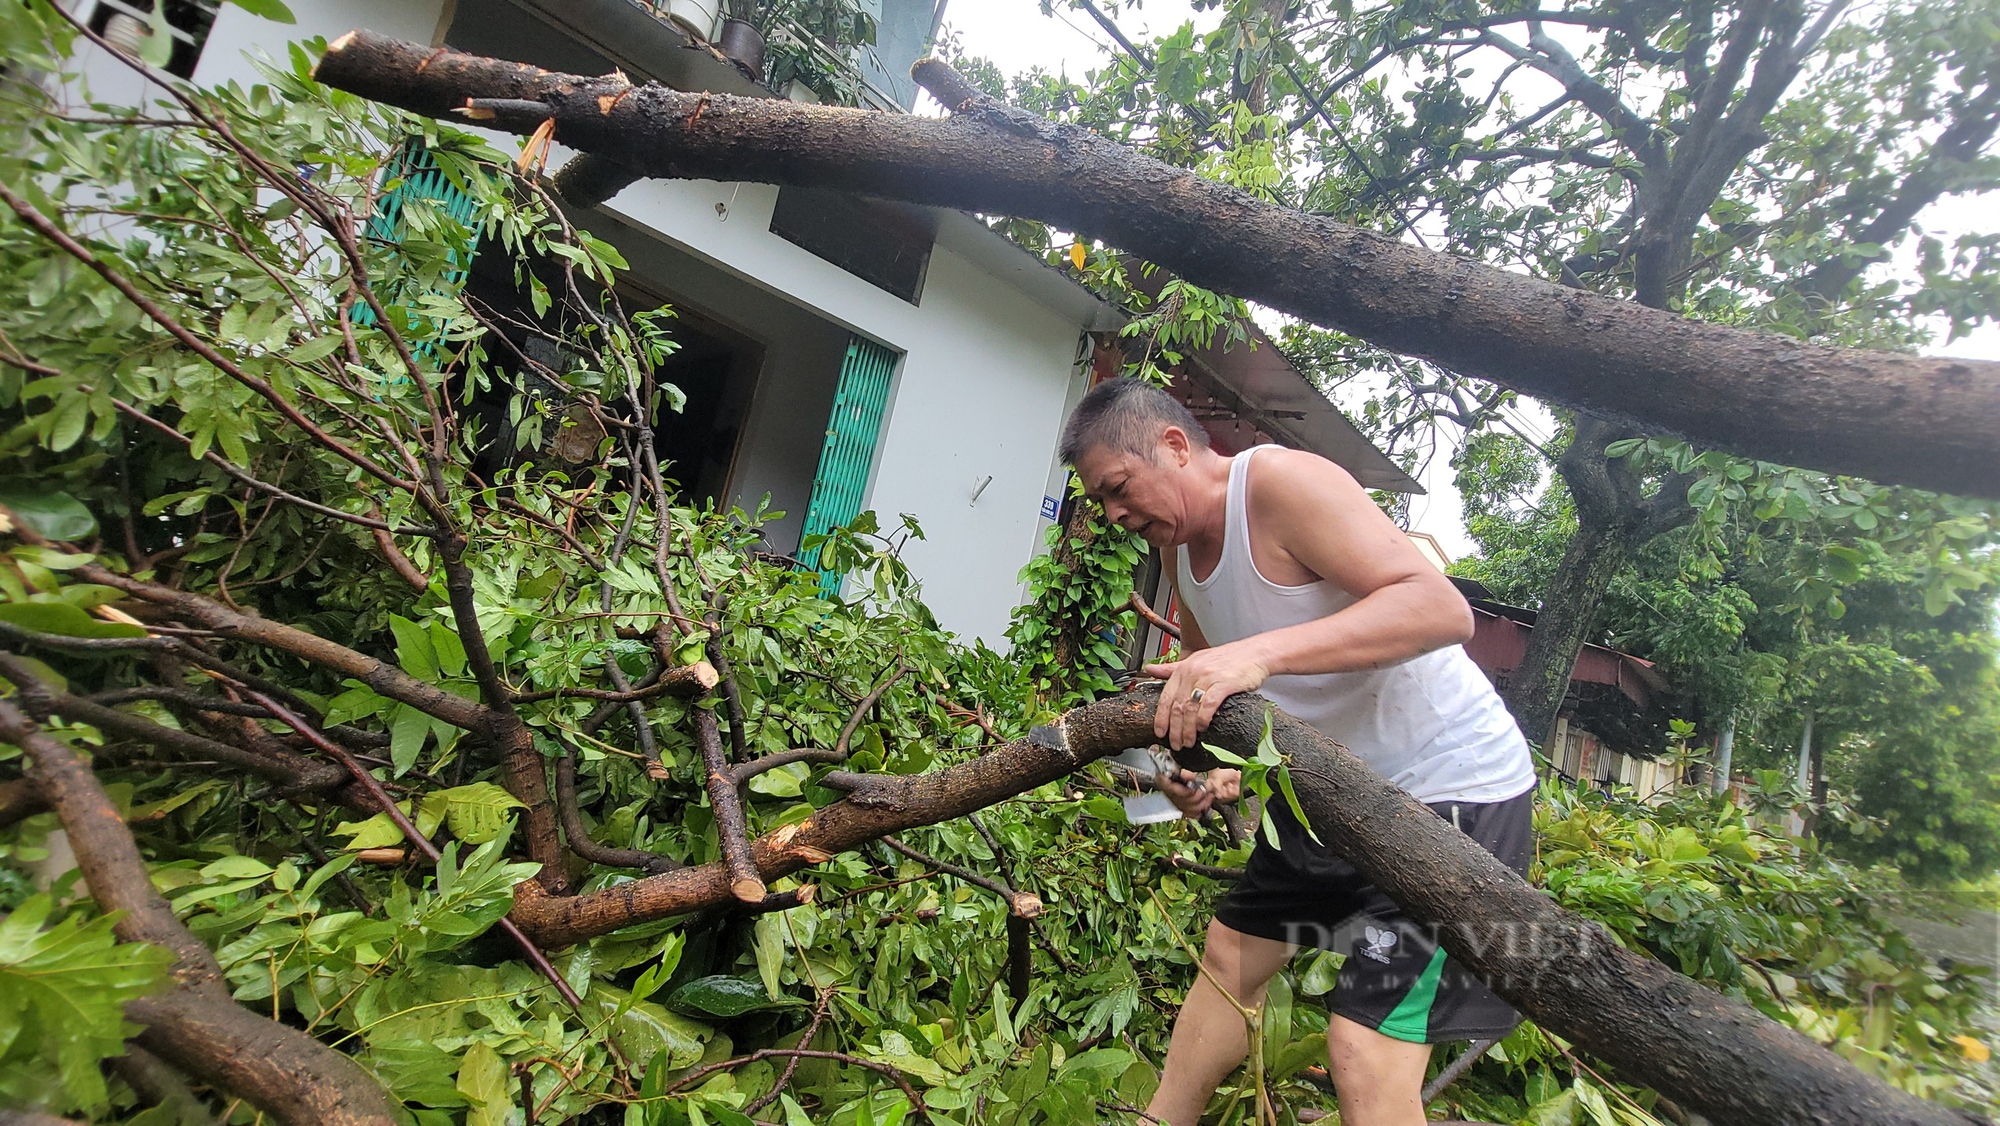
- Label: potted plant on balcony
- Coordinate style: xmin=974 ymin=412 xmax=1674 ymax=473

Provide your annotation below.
xmin=717 ymin=0 xmax=879 ymax=88
xmin=654 ymin=0 xmax=723 ymax=40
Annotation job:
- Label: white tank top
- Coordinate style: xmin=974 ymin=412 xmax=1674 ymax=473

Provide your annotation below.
xmin=1173 ymin=446 xmax=1536 ymax=804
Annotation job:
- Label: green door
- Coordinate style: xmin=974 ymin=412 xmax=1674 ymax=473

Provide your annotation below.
xmin=801 ymin=335 xmax=900 ymax=595
xmin=354 ymin=140 xmax=482 ymax=367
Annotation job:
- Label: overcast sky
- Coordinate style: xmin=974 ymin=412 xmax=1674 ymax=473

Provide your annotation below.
xmin=938 ymin=0 xmax=1998 ymax=559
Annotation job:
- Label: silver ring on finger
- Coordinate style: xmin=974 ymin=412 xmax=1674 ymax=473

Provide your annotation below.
xmin=1189 ymin=688 xmax=1204 ymax=704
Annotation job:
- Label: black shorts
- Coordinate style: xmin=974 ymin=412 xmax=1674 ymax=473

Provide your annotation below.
xmin=1213 ymin=788 xmax=1535 ymax=1044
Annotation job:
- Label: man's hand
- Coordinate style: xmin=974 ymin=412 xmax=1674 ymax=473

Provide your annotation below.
xmin=1144 ymin=640 xmax=1272 ymax=750
xmin=1158 ymin=768 xmax=1243 ymax=819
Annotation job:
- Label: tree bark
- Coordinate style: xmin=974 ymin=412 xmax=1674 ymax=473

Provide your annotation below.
xmin=1500 ymin=517 xmax=1635 ymax=748
xmin=1183 ymin=695 xmax=1984 ymax=1126
xmin=311 ymin=34 xmax=2000 ymax=498
xmin=509 ymin=682 xmax=1975 ymax=1126
xmin=0 ymin=700 xmax=399 ymax=1126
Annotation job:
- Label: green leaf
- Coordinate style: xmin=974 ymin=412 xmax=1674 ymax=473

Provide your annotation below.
xmin=0 ymin=489 xmax=98 ymax=541
xmin=456 ymin=1042 xmax=512 ymax=1126
xmin=748 ymin=762 xmax=807 ymax=798
xmin=225 ymin=0 xmax=296 ymax=23
xmin=389 ymin=703 xmax=430 ymax=776
xmin=596 ymin=987 xmax=712 ymax=1070
xmin=1274 ymin=766 xmax=1321 ymax=845
xmin=1199 ymin=740 xmax=1248 ymax=767
xmin=331 ymin=810 xmax=409 ymax=850
xmin=0 ymin=602 xmax=145 ymax=639
xmin=1299 ymin=949 xmax=1342 ymax=996
xmin=665 ymin=974 xmax=800 ymax=1018
xmin=199 ymin=855 xmax=274 ymax=880
xmin=428 ymin=620 xmax=469 ymax=679
xmin=419 ymin=782 xmax=526 ymax=845
xmin=629 ymin=937 xmax=684 ymax=1005
xmin=1822 ymin=545 xmax=1866 ymax=583
xmin=286 ymin=335 xmax=343 ymax=365
xmin=0 ymin=895 xmax=172 ymax=1114
xmin=138 ymin=0 xmax=175 ymax=68
xmin=753 ymin=912 xmax=787 ymax=999
xmin=390 ymin=615 xmax=441 ymax=682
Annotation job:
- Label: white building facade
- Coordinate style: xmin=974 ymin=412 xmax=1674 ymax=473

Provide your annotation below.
xmin=58 ymin=0 xmax=1415 ymax=649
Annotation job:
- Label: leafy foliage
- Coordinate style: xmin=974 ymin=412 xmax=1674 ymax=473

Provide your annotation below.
xmin=0 ymin=5 xmax=1991 ymax=1125
xmin=0 ymin=894 xmax=171 ymax=1115
xmin=1448 ymin=429 xmax=2000 ymax=880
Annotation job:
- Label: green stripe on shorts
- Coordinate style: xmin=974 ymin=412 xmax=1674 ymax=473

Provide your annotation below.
xmin=1375 ymin=947 xmax=1448 ymax=1043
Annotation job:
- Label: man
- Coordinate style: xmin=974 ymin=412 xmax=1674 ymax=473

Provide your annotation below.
xmin=1059 ymin=379 xmax=1536 ymax=1126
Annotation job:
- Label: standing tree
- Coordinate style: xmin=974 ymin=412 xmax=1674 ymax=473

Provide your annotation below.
xmin=1208 ymin=0 xmax=2000 ymax=743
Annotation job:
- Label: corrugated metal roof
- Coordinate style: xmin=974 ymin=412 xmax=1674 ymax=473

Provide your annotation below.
xmin=1124 ymin=269 xmax=1422 ymax=494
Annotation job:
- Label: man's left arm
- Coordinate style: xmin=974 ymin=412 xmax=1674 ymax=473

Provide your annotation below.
xmin=1145 ymin=449 xmax=1473 ymax=749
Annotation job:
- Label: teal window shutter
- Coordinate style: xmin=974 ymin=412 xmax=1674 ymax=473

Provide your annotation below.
xmin=353 ymin=140 xmax=481 ymax=365
xmin=801 ymin=335 xmax=900 ymax=596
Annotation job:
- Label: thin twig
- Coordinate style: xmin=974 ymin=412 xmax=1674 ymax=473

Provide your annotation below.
xmin=743 ymin=987 xmax=836 ymax=1116
xmin=835 ymin=662 xmax=910 ymax=758
xmin=880 ymin=836 xmax=1041 ymax=918
xmin=1128 ymin=591 xmax=1181 ymax=639
xmin=244 ymin=690 xmax=591 ymax=1015
xmin=661 ymin=1047 xmax=932 ymax=1121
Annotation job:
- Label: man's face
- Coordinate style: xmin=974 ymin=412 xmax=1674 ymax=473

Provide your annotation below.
xmin=1074 ymin=428 xmax=1192 ymax=548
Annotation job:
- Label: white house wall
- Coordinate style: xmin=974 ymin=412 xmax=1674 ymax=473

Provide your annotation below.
xmin=864 ymin=243 xmax=1089 ymax=644
xmin=138 ymin=0 xmax=1083 ymax=646
xmin=192 ymin=0 xmax=447 ymax=91
xmin=571 ymin=206 xmax=854 ymax=552
xmin=593 ymin=177 xmax=1085 ymax=645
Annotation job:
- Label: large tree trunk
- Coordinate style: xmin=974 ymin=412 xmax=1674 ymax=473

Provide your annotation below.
xmin=1500 ymin=514 xmax=1635 ymax=748
xmin=1179 ymin=697 xmax=1985 ymax=1126
xmin=310 ymin=34 xmax=2000 ymax=498
xmin=502 ymin=682 xmax=1979 ymax=1126
xmin=1500 ymin=413 xmax=1694 ymax=755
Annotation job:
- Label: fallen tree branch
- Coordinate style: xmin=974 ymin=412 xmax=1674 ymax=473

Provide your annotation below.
xmin=879 ymin=824 xmax=1045 ymax=1008
xmin=0 ymin=698 xmax=399 ymax=1126
xmin=1422 ymin=1037 xmax=1496 ymax=1104
xmin=511 ymin=660 xmax=718 ymax=702
xmin=743 ymin=987 xmax=834 ymax=1117
xmin=67 ymin=563 xmax=490 ymax=730
xmin=555 ymin=743 xmax=679 ymax=875
xmin=245 ymin=690 xmax=597 ymax=1023
xmin=1129 ymin=591 xmax=1180 ymax=639
xmin=509 ymin=685 xmax=1980 ymax=1126
xmin=0 ymin=776 xmax=48 ymax=829
xmin=1161 ymin=855 xmax=1244 ymax=881
xmin=695 ymin=705 xmax=768 ymax=903
xmin=312 ymin=36 xmax=2000 ymax=497
xmin=703 ymin=592 xmax=751 ymax=764
xmin=837 ymin=662 xmax=909 ymax=758
xmin=880 ymin=835 xmax=1043 ymax=918
xmin=108 ymin=1045 xmax=218 ymax=1126
xmin=0 ymin=651 xmax=350 ymax=795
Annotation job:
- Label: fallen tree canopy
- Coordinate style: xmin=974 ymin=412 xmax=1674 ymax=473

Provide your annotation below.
xmin=509 ymin=680 xmax=1988 ymax=1126
xmin=311 ymin=33 xmax=2000 ymax=499
xmin=4 ymin=648 xmax=1981 ymax=1126
xmin=1 ymin=22 xmax=1988 ymax=1123
xmin=0 ymin=531 xmax=1976 ymax=1125
xmin=0 ymin=699 xmax=402 ymax=1126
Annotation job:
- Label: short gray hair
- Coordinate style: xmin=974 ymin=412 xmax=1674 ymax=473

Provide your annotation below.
xmin=1059 ymin=378 xmax=1209 ymax=464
